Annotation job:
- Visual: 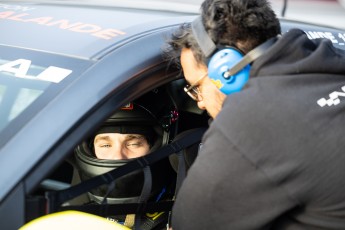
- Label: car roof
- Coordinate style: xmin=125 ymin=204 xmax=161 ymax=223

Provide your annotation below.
xmin=2 ymin=0 xmax=345 ymax=60
xmin=0 ymin=1 xmax=196 ymax=59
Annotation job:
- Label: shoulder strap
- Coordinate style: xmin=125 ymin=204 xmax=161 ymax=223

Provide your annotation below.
xmin=46 ymin=128 xmax=206 ymax=213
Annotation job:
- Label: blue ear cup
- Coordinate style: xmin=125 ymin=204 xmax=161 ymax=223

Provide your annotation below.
xmin=208 ymin=48 xmax=250 ymax=95
xmin=191 ymin=17 xmax=278 ymax=95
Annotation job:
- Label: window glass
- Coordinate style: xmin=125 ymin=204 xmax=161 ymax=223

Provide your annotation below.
xmin=0 ymin=48 xmax=92 ymax=135
xmin=9 ymin=88 xmax=43 ymax=121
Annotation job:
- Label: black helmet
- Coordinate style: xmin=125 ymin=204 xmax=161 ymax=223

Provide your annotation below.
xmin=74 ymin=97 xmax=178 ymax=204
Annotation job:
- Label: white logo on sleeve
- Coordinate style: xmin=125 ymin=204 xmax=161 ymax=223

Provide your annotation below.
xmin=317 ymin=86 xmax=345 ymax=107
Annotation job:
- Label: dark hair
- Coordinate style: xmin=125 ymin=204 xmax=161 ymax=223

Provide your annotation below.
xmin=164 ymin=0 xmax=281 ymax=67
xmin=163 ymin=23 xmax=206 ymax=70
xmin=201 ymin=0 xmax=281 ymax=53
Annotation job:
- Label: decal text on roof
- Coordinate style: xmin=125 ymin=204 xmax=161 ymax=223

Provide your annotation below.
xmin=0 ymin=11 xmax=126 ymax=40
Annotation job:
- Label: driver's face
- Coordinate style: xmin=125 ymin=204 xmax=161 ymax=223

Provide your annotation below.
xmin=94 ymin=133 xmax=150 ymax=160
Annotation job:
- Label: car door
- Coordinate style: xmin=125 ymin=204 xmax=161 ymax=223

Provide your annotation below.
xmin=0 ymin=18 xmax=191 ymax=229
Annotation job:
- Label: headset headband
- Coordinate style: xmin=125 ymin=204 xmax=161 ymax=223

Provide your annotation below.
xmin=191 ymin=16 xmax=217 ymax=58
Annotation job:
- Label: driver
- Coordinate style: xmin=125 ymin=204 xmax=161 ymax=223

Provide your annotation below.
xmin=73 ymin=101 xmax=178 ymax=229
xmin=93 ymin=131 xmax=151 ymax=160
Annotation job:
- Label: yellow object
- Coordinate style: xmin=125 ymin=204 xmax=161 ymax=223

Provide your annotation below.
xmin=146 ymin=211 xmax=164 ymax=220
xmin=20 ymin=210 xmax=130 ymax=230
xmin=210 ymin=78 xmax=224 ymax=89
xmin=123 ymin=214 xmax=135 ymax=228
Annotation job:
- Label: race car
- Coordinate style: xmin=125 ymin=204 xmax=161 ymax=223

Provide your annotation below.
xmin=0 ymin=0 xmax=345 ymax=229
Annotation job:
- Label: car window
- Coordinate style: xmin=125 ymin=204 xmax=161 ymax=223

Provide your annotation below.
xmin=0 ymin=47 xmax=93 ymax=135
xmin=32 ymin=77 xmax=209 ymax=217
xmin=0 ymin=59 xmax=47 ymax=124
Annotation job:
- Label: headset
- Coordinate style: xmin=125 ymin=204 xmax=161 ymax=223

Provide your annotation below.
xmin=191 ymin=16 xmax=278 ymax=95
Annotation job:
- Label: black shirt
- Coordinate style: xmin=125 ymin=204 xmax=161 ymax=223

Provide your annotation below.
xmin=171 ymin=29 xmax=345 ymax=229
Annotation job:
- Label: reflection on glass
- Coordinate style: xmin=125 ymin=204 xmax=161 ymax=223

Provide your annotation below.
xmin=9 ymin=88 xmax=42 ymax=121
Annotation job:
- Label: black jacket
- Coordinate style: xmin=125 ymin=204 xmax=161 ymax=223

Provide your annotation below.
xmin=172 ymin=29 xmax=345 ymax=229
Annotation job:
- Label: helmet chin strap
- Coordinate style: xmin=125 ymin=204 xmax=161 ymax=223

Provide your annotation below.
xmin=89 ymin=165 xmax=153 ymax=230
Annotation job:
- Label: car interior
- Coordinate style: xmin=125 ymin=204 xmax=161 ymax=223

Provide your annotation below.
xmin=27 ymin=76 xmax=210 ymax=223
